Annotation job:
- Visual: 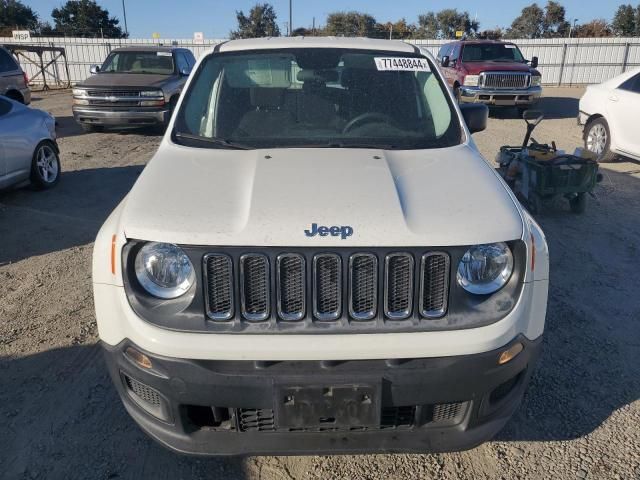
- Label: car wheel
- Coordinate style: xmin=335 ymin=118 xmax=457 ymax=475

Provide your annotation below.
xmin=584 ymin=118 xmax=617 ymax=163
xmin=30 ymin=141 xmax=61 ymax=189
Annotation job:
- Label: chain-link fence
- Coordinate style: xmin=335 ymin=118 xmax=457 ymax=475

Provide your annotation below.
xmin=2 ymin=36 xmax=639 ymax=88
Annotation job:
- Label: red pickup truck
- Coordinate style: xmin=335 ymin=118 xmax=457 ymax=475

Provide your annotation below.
xmin=437 ymin=40 xmax=541 ymax=112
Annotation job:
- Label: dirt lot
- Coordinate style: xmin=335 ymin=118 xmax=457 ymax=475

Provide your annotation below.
xmin=1 ymin=88 xmax=639 ymax=480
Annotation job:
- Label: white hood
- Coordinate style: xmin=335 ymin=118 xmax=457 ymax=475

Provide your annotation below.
xmin=121 ymin=142 xmax=523 ymax=247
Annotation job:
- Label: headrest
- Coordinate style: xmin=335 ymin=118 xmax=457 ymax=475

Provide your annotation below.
xmin=250 ymin=88 xmax=284 ymax=108
xmin=296 ymin=69 xmax=339 ymax=84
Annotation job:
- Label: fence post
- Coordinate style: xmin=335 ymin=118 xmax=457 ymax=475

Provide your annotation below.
xmin=558 ymin=43 xmax=567 ymax=86
xmin=621 ymin=42 xmax=630 ymax=74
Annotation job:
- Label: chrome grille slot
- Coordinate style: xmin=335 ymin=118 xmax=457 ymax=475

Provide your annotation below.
xmin=313 ymin=254 xmax=342 ymax=320
xmin=204 ymin=254 xmax=234 ymax=320
xmin=240 ymin=254 xmax=270 ymax=321
xmin=481 ymin=72 xmax=530 ymax=89
xmin=349 ymin=254 xmax=377 ymax=320
xmin=384 ymin=253 xmax=414 ymax=320
xmin=420 ymin=253 xmax=450 ymax=318
xmin=277 ymin=254 xmax=305 ymax=321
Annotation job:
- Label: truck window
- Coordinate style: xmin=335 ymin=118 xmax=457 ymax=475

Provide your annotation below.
xmin=175 ymin=48 xmax=461 ymax=150
xmin=175 ymin=52 xmax=190 ymax=73
xmin=101 ymin=51 xmax=175 ymax=75
xmin=461 ymin=44 xmax=525 ymax=63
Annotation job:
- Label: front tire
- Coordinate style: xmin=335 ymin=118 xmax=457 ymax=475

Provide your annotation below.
xmin=30 ymin=141 xmax=61 ymax=189
xmin=584 ymin=118 xmax=616 ymax=163
xmin=569 ymin=193 xmax=587 ymax=214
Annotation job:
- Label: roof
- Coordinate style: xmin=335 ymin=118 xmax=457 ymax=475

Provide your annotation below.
xmin=111 ymin=45 xmax=181 ymax=53
xmin=446 ymin=40 xmax=517 ymax=45
xmin=218 ymin=36 xmax=418 ymax=54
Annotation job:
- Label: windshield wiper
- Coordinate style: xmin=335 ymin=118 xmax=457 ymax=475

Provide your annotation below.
xmin=173 ymin=132 xmax=252 ymax=150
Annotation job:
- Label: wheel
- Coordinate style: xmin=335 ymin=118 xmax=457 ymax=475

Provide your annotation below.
xmin=30 ymin=141 xmax=61 ymax=189
xmin=81 ymin=124 xmax=104 ymax=133
xmin=584 ymin=118 xmax=617 ymax=163
xmin=453 ymin=84 xmax=461 ymax=102
xmin=569 ymin=193 xmax=587 ymax=214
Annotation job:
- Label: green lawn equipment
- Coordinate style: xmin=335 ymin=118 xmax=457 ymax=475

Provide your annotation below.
xmin=497 ymin=110 xmax=601 ymax=214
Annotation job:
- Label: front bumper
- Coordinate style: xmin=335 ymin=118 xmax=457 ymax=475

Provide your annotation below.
xmin=72 ymin=106 xmax=170 ymax=127
xmin=103 ymin=335 xmax=542 ymax=456
xmin=20 ymin=87 xmax=31 ymax=105
xmin=459 ymin=86 xmax=542 ymax=106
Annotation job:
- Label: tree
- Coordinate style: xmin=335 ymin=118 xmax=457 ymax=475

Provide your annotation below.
xmin=324 ymin=11 xmax=377 ymax=37
xmin=543 ymin=0 xmax=570 ymax=37
xmin=506 ymin=3 xmax=545 ymax=38
xmin=573 ymin=19 xmax=611 ymax=38
xmin=436 ymin=9 xmax=479 ymax=39
xmin=477 ymin=28 xmax=504 ymax=40
xmin=50 ymin=0 xmax=126 ymax=38
xmin=0 ymin=0 xmax=38 ymax=35
xmin=415 ymin=12 xmax=439 ymax=39
xmin=611 ymin=4 xmax=636 ymax=36
xmin=230 ymin=3 xmax=280 ymax=39
xmin=376 ymin=18 xmax=415 ymax=39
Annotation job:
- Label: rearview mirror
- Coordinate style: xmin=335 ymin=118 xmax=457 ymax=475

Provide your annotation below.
xmin=530 ymin=56 xmax=538 ymax=69
xmin=441 ymin=56 xmax=450 ymax=68
xmin=89 ymin=64 xmax=100 ymax=74
xmin=180 ymin=67 xmax=191 ymax=76
xmin=459 ymin=103 xmax=488 ymax=134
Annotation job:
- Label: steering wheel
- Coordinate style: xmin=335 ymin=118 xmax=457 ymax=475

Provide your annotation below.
xmin=342 ymin=112 xmax=398 ymax=134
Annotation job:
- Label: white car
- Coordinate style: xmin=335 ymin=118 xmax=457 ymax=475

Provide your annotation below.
xmin=92 ymin=37 xmax=549 ymax=456
xmin=579 ymin=67 xmax=640 ymax=162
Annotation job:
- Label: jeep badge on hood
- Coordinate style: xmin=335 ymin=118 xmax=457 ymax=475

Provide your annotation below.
xmin=304 ymin=223 xmax=354 ymax=240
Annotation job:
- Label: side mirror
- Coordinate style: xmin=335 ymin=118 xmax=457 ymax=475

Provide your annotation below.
xmin=441 ymin=56 xmax=450 ymax=68
xmin=460 ymin=103 xmax=488 ymax=134
xmin=89 ymin=64 xmax=100 ymax=74
xmin=180 ymin=68 xmax=191 ymax=76
xmin=530 ymin=56 xmax=538 ymax=69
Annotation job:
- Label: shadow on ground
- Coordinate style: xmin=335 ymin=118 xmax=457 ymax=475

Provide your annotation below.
xmin=0 ymin=165 xmax=143 ymax=265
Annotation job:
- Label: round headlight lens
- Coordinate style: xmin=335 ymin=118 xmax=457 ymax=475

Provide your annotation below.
xmin=134 ymin=242 xmax=195 ymax=299
xmin=456 ymin=242 xmax=514 ymax=295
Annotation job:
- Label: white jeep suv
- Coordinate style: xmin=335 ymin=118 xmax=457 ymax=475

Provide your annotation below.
xmin=93 ymin=37 xmax=549 ymax=455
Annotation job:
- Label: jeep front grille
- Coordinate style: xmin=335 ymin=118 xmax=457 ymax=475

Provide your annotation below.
xmin=239 ymin=254 xmax=270 ymax=321
xmin=204 ymin=254 xmax=234 ymax=320
xmin=277 ymin=254 xmax=306 ymax=321
xmin=420 ymin=253 xmax=450 ymax=318
xmin=349 ymin=254 xmax=377 ymax=320
xmin=314 ymin=254 xmax=342 ymax=320
xmin=203 ymin=249 xmax=451 ymax=330
xmin=480 ymin=72 xmax=530 ymax=89
xmin=384 ymin=253 xmax=414 ymax=319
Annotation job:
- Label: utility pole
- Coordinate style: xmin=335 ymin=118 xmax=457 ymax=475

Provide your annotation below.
xmin=122 ymin=0 xmax=129 ymax=37
xmin=389 ymin=24 xmax=393 ymax=40
xmin=312 ymin=17 xmax=315 ymax=35
xmin=289 ymin=0 xmax=293 ymax=36
xmin=568 ymin=18 xmax=577 ymax=39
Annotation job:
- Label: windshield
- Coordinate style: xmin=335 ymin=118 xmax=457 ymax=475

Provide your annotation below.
xmin=174 ymin=48 xmax=461 ymax=150
xmin=462 ymin=44 xmax=525 ymax=63
xmin=101 ymin=51 xmax=174 ymax=74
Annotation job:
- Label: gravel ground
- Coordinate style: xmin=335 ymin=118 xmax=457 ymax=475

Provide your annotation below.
xmin=1 ymin=88 xmax=639 ymax=480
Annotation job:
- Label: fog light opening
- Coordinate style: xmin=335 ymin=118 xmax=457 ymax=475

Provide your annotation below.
xmin=125 ymin=346 xmax=153 ymax=369
xmin=498 ymin=342 xmax=524 ymax=365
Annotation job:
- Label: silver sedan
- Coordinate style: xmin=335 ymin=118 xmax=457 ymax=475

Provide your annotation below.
xmin=0 ymin=95 xmax=60 ymax=190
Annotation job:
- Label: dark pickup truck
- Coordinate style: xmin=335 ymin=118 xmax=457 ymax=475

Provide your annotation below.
xmin=72 ymin=46 xmax=195 ymax=131
xmin=437 ymin=40 xmax=541 ymax=112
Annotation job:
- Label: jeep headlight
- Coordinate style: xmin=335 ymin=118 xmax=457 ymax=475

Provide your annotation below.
xmin=134 ymin=242 xmax=195 ymax=299
xmin=531 ymin=75 xmax=541 ymax=87
xmin=463 ymin=75 xmax=479 ymax=87
xmin=456 ymin=242 xmax=514 ymax=295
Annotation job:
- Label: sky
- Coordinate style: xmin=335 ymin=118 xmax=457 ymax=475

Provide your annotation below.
xmin=26 ymin=0 xmax=627 ymax=38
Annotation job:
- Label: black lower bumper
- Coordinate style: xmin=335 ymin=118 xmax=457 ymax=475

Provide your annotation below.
xmin=102 ymin=335 xmax=542 ymax=456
